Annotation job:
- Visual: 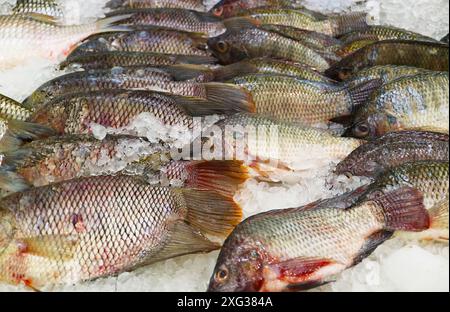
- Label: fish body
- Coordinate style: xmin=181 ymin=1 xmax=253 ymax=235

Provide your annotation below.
xmin=12 ymin=0 xmax=64 ymax=19
xmin=326 ymin=40 xmax=449 ymax=80
xmin=1 ymin=94 xmax=31 ymax=121
xmin=207 ymin=27 xmax=334 ymax=70
xmin=336 ymin=131 xmax=449 ymax=178
xmin=350 ymin=72 xmax=449 ymax=139
xmin=207 ymin=187 xmax=429 ymax=292
xmin=0 ymin=175 xmax=242 ymax=289
xmin=210 ymin=0 xmax=303 ymax=18
xmin=0 ymin=14 xmax=130 ymax=70
xmin=107 ymin=8 xmax=226 ymax=37
xmin=106 ymin=0 xmax=207 ymax=11
xmin=67 ymin=30 xmax=211 ymax=59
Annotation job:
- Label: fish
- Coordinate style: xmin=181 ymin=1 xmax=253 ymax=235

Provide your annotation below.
xmin=226 ymin=74 xmax=381 ymax=125
xmin=210 ymin=0 xmax=304 ymax=18
xmin=335 ymin=131 xmax=449 ymax=178
xmin=60 ymin=51 xmax=216 ymax=70
xmin=224 ymin=8 xmax=368 ymax=37
xmin=106 ymin=8 xmax=226 ymax=38
xmin=1 ymin=94 xmax=31 ymax=121
xmin=207 ymin=27 xmax=337 ymax=70
xmin=105 ymin=0 xmax=207 ymax=11
xmin=337 ymin=26 xmax=439 ymax=57
xmin=67 ymin=30 xmax=211 ymax=60
xmin=0 ymin=134 xmax=251 ymax=197
xmin=0 ymin=14 xmax=131 ymax=70
xmin=22 ymin=66 xmax=254 ymax=111
xmin=207 ymin=186 xmax=429 ymax=292
xmin=212 ymin=58 xmax=335 ymax=83
xmin=198 ymin=113 xmax=363 ymax=173
xmin=29 ymin=90 xmax=254 ymax=136
xmin=326 ymin=40 xmax=449 ymax=81
xmin=348 ymin=72 xmax=449 ymax=139
xmin=12 ymin=0 xmax=64 ymax=19
xmin=441 ymin=33 xmax=449 ymax=44
xmin=0 ymin=175 xmax=242 ymax=289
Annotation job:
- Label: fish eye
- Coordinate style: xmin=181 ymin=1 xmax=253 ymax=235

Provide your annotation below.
xmin=215 ymin=267 xmax=229 ymax=283
xmin=216 ymin=41 xmax=229 ymax=53
xmin=353 ymin=123 xmax=370 ymax=138
xmin=212 ymin=7 xmax=223 ymax=17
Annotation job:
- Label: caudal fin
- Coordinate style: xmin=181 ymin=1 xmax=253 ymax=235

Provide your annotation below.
xmin=373 ymin=187 xmax=430 ymax=232
xmin=223 ymin=17 xmax=261 ymax=33
xmin=0 ymin=120 xmax=55 ymax=152
xmin=184 ymin=161 xmax=250 ymax=197
xmin=203 ymin=82 xmax=256 ymax=113
xmin=95 ymin=14 xmax=132 ymax=34
xmin=331 ymin=12 xmax=368 ymax=37
xmin=346 ymin=79 xmax=382 ymax=113
xmin=0 ymin=168 xmax=29 ymax=193
xmin=181 ymin=189 xmax=243 ymax=237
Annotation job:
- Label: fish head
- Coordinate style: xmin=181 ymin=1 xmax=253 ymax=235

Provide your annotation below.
xmin=351 ymin=112 xmax=397 ymax=140
xmin=335 ymin=155 xmax=384 ymax=178
xmin=208 ymin=32 xmax=248 ymax=65
xmin=210 ymin=0 xmax=244 ymax=18
xmin=208 ymin=235 xmax=265 ymax=292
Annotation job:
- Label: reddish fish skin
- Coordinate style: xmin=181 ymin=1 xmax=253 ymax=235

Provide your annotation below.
xmin=210 ymin=0 xmax=302 ymax=18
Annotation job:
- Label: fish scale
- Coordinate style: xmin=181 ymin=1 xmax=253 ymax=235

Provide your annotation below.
xmin=106 ymin=0 xmax=207 ymax=12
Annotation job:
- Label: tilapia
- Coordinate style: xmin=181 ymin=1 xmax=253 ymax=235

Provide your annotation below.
xmin=337 ymin=26 xmax=438 ymax=57
xmin=106 ymin=0 xmax=207 ymax=11
xmin=106 ymin=8 xmax=226 ymax=37
xmin=207 ymin=187 xmax=429 ymax=292
xmin=349 ymin=72 xmax=449 ymax=139
xmin=198 ymin=114 xmax=363 ymax=173
xmin=224 ymin=8 xmax=367 ymax=37
xmin=1 ymin=94 xmax=31 ymax=121
xmin=326 ymin=40 xmax=449 ymax=81
xmin=0 ymin=175 xmax=242 ymax=289
xmin=226 ymin=74 xmax=381 ymax=125
xmin=67 ymin=30 xmax=212 ymax=60
xmin=336 ymin=131 xmax=449 ymax=178
xmin=0 ymin=14 xmax=130 ymax=70
xmin=210 ymin=0 xmax=304 ymax=18
xmin=0 ymin=134 xmax=250 ymax=197
xmin=22 ymin=66 xmax=254 ymax=111
xmin=207 ymin=27 xmax=337 ymax=70
xmin=12 ymin=0 xmax=64 ymax=19
xmin=60 ymin=51 xmax=216 ymax=70
xmin=29 ymin=90 xmax=253 ymax=136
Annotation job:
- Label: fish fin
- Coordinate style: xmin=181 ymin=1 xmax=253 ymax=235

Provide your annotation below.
xmin=203 ymin=82 xmax=256 ymax=113
xmin=429 ymin=198 xmax=449 ymax=233
xmin=95 ymin=14 xmax=133 ymax=34
xmin=180 ymin=189 xmax=243 ymax=237
xmin=330 ymin=12 xmax=368 ymax=37
xmin=1 ymin=147 xmax=38 ymax=170
xmin=160 ymin=64 xmax=213 ymax=82
xmin=328 ymin=114 xmax=354 ymax=127
xmin=21 ymin=235 xmax=78 ymax=261
xmin=287 ymin=280 xmax=332 ymax=292
xmin=371 ymin=187 xmax=430 ymax=232
xmin=0 ymin=120 xmax=55 ymax=152
xmin=145 ymin=221 xmax=220 ymax=265
xmin=212 ymin=62 xmax=259 ymax=82
xmin=183 ymin=161 xmax=250 ymax=198
xmin=173 ymin=55 xmax=217 ymax=65
xmin=223 ymin=17 xmax=261 ymax=32
xmin=352 ymin=230 xmax=394 ymax=266
xmin=346 ymin=79 xmax=383 ymax=112
xmin=0 ymin=168 xmax=30 ymax=193
xmin=24 ymin=13 xmax=58 ymax=25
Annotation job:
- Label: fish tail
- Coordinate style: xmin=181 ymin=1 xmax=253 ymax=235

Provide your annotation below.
xmin=428 ymin=198 xmax=449 ymax=235
xmin=203 ymin=82 xmax=256 ymax=113
xmin=94 ymin=14 xmax=133 ymax=33
xmin=346 ymin=79 xmax=383 ymax=113
xmin=0 ymin=120 xmax=55 ymax=153
xmin=223 ymin=17 xmax=261 ymax=33
xmin=184 ymin=161 xmax=250 ymax=198
xmin=181 ymin=189 xmax=243 ymax=237
xmin=212 ymin=62 xmax=259 ymax=82
xmin=372 ymin=187 xmax=430 ymax=232
xmin=331 ymin=12 xmax=368 ymax=37
xmin=0 ymin=167 xmax=29 ymax=193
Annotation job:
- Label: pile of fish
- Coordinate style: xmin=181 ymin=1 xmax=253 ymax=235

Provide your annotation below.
xmin=0 ymin=0 xmax=448 ymax=292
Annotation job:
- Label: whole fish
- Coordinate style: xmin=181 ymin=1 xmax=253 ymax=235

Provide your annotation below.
xmin=210 ymin=0 xmax=304 ymax=18
xmin=224 ymin=8 xmax=367 ymax=37
xmin=200 ymin=114 xmax=363 ymax=172
xmin=337 ymin=26 xmax=438 ymax=57
xmin=60 ymin=51 xmax=216 ymax=70
xmin=212 ymin=58 xmax=335 ymax=83
xmin=22 ymin=66 xmax=254 ymax=111
xmin=207 ymin=186 xmax=429 ymax=292
xmin=0 ymin=175 xmax=242 ymax=289
xmin=0 ymin=14 xmax=130 ymax=70
xmin=335 ymin=131 xmax=449 ymax=178
xmin=226 ymin=74 xmax=381 ymax=125
xmin=349 ymin=72 xmax=449 ymax=139
xmin=0 ymin=134 xmax=250 ymax=197
xmin=326 ymin=40 xmax=449 ymax=81
xmin=12 ymin=0 xmax=64 ymax=19
xmin=67 ymin=30 xmax=212 ymax=60
xmin=207 ymin=27 xmax=336 ymax=70
xmin=106 ymin=8 xmax=226 ymax=38
xmin=105 ymin=0 xmax=207 ymax=11
xmin=29 ymin=90 xmax=253 ymax=136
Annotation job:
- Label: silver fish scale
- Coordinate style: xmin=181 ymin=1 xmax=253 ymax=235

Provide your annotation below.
xmin=0 ymin=176 xmax=186 ymax=285
xmin=12 ymin=0 xmax=64 ymax=19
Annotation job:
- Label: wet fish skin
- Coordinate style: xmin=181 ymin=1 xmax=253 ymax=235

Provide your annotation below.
xmin=336 ymin=131 xmax=449 ymax=178
xmin=107 ymin=8 xmax=226 ymax=38
xmin=12 ymin=0 xmax=64 ymax=19
xmin=0 ymin=94 xmax=31 ymax=121
xmin=67 ymin=30 xmax=211 ymax=60
xmin=207 ymin=27 xmax=333 ymax=70
xmin=105 ymin=0 xmax=207 ymax=11
xmin=210 ymin=0 xmax=303 ymax=18
xmin=326 ymin=40 xmax=449 ymax=81
xmin=0 ymin=175 xmax=242 ymax=288
xmin=349 ymin=72 xmax=449 ymax=139
xmin=208 ymin=186 xmax=428 ymax=292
